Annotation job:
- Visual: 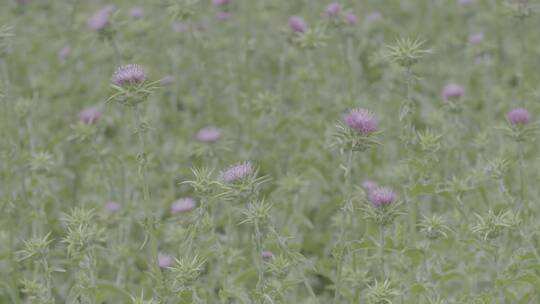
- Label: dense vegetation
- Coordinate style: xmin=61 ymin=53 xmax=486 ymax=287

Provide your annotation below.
xmin=1 ymin=0 xmax=540 ymax=303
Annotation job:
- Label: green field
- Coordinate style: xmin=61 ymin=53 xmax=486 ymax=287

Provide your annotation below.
xmin=1 ymin=0 xmax=540 ymax=303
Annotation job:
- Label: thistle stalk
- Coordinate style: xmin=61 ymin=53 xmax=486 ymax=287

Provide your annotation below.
xmin=333 ymin=149 xmax=353 ymax=304
xmin=132 ymin=106 xmax=150 ymax=202
xmin=379 ymin=225 xmax=385 ymax=277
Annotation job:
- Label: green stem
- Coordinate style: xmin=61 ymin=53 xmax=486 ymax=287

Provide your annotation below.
xmin=456 ymin=194 xmax=469 ymax=225
xmin=517 ymin=143 xmax=525 ymax=204
xmin=253 ymin=219 xmax=265 ymax=297
xmin=380 ymin=225 xmax=385 ymax=278
xmin=93 ymin=144 xmax=116 ymax=200
xmin=133 ymin=106 xmax=150 ymax=202
xmin=333 ymin=149 xmax=353 ymax=304
xmin=109 ymin=36 xmax=122 ymax=66
xmin=520 ymin=228 xmax=540 ymax=264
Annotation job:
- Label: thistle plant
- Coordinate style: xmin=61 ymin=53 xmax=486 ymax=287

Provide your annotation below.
xmin=108 ymin=64 xmax=159 ymax=202
xmin=471 ymin=210 xmax=520 ymax=241
xmin=293 ymin=26 xmax=328 ymax=50
xmin=20 ymin=279 xmax=54 ymax=304
xmin=17 ymin=233 xmax=55 ymax=303
xmin=62 ymin=208 xmax=105 ymax=303
xmin=28 ymin=151 xmax=54 ymax=174
xmin=330 ymin=108 xmax=381 ymax=153
xmin=438 ymin=175 xmax=477 ymax=224
xmin=182 ymin=166 xmax=219 ymax=197
xmin=418 ymin=215 xmax=452 ymax=240
xmin=383 ymin=38 xmax=431 ymax=244
xmin=5 ymin=1 xmax=540 ymax=303
xmin=499 ymin=107 xmax=536 ymax=203
xmin=217 ymin=161 xmax=270 ymax=202
xmin=87 ymin=5 xmax=122 ymax=63
xmin=361 ymin=187 xmax=403 ymax=277
xmin=383 ymin=38 xmax=430 ymax=139
xmin=415 ymin=128 xmax=443 ymax=184
xmin=331 ymin=108 xmax=380 ymax=303
xmin=165 ymin=0 xmax=200 ymax=22
xmin=365 ymin=279 xmax=399 ymax=304
xmin=484 ymin=157 xmax=514 ymax=203
xmin=240 ymin=199 xmax=273 ymax=300
xmin=441 ymin=83 xmax=465 ymax=114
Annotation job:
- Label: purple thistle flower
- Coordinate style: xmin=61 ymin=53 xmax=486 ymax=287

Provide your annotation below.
xmin=346 ymin=13 xmax=359 ymax=25
xmin=213 ymin=0 xmax=230 ymax=6
xmin=58 ymin=46 xmax=72 ymax=63
xmin=217 ymin=11 xmax=232 ymax=21
xmin=158 ymin=254 xmax=174 ymax=269
xmin=343 ymin=108 xmax=378 ymax=136
xmin=365 ymin=11 xmax=382 ymax=23
xmin=441 ymin=84 xmax=465 ymax=101
xmin=196 ymin=127 xmax=222 ymax=143
xmin=105 ymin=201 xmax=121 ymax=212
xmin=326 ymin=2 xmax=341 ymax=17
xmin=288 ymin=16 xmax=307 ymax=33
xmin=222 ymin=161 xmax=253 ymax=183
xmin=507 ymin=108 xmax=531 ymax=126
xmin=87 ymin=5 xmax=115 ymax=32
xmin=79 ymin=107 xmax=103 ymax=124
xmin=362 ymin=180 xmax=378 ymax=192
xmin=468 ymin=32 xmax=484 ymax=44
xmin=261 ymin=251 xmax=273 ymax=259
xmin=112 ymin=64 xmax=145 ymax=87
xmin=129 ymin=7 xmax=144 ymax=18
xmin=368 ymin=187 xmax=396 ymax=208
xmin=171 ymin=198 xmax=196 ymax=214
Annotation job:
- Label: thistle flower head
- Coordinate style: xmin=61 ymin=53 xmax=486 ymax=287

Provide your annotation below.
xmin=112 ymin=64 xmax=145 ymax=87
xmin=288 ymin=16 xmax=307 ymax=33
xmin=171 ymin=198 xmax=196 ymax=214
xmin=222 ymin=161 xmax=253 ymax=183
xmin=507 ymin=107 xmax=531 ymax=126
xmin=366 ymin=280 xmax=399 ymax=304
xmin=368 ymin=187 xmax=396 ymax=208
xmin=383 ymin=38 xmax=431 ymax=68
xmin=79 ymin=107 xmax=102 ymax=124
xmin=129 ymin=7 xmax=144 ymax=18
xmin=261 ymin=251 xmax=273 ymax=259
xmin=196 ymin=127 xmax=222 ymax=143
xmin=159 ymin=254 xmax=174 ymax=269
xmin=362 ymin=180 xmax=378 ymax=192
xmin=105 ymin=201 xmax=121 ymax=212
xmin=325 ymin=2 xmax=341 ymax=17
xmin=58 ymin=46 xmax=71 ymax=63
xmin=365 ymin=11 xmax=383 ymax=23
xmin=441 ymin=83 xmax=465 ymax=101
xmin=346 ymin=13 xmax=359 ymax=25
xmin=343 ymin=108 xmax=378 ymax=135
xmin=472 ymin=210 xmax=520 ymax=240
xmin=418 ymin=215 xmax=452 ymax=240
xmin=468 ymin=32 xmax=484 ymax=44
xmin=213 ymin=0 xmax=230 ymax=6
xmin=217 ymin=11 xmax=232 ymax=21
xmin=87 ymin=5 xmax=115 ymax=32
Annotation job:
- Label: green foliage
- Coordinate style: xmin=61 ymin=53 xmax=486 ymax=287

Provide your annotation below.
xmin=2 ymin=0 xmax=540 ymax=303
